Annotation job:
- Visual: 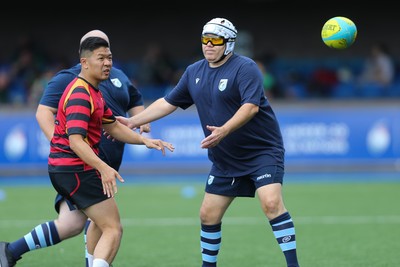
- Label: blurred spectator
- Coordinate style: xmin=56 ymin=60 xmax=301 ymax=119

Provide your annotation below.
xmin=135 ymin=43 xmax=176 ymax=89
xmin=27 ymin=66 xmax=57 ymax=108
xmin=0 ymin=65 xmax=10 ymax=103
xmin=27 ymin=57 xmax=69 ymax=108
xmin=235 ymin=30 xmax=254 ymax=58
xmin=331 ymin=66 xmax=357 ymax=98
xmin=356 ymin=43 xmax=396 ymax=97
xmin=307 ymin=65 xmax=338 ymax=98
xmin=3 ymin=34 xmax=48 ymax=106
xmin=336 ymin=66 xmax=355 ymax=84
xmin=255 ymin=59 xmax=278 ymax=99
xmin=282 ymin=70 xmax=307 ymax=99
xmin=163 ymin=67 xmax=185 ymax=96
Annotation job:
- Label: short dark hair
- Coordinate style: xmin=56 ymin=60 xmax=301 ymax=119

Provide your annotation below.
xmin=79 ymin=37 xmax=109 ymax=56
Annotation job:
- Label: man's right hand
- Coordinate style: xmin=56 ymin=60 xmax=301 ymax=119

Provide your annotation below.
xmin=115 ymin=116 xmax=134 ymax=129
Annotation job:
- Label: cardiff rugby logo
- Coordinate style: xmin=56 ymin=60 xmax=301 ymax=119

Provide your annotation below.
xmin=218 ymin=79 xmax=227 ymax=91
xmin=111 ymin=78 xmax=122 ymax=88
xmin=208 ymin=175 xmax=215 ymax=185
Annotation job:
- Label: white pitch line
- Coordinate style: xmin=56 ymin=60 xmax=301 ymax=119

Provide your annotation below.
xmin=120 ymin=215 xmax=400 ymax=226
xmin=1 ymin=215 xmax=399 ymax=228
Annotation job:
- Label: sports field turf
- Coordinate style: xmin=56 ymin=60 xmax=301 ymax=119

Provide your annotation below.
xmin=0 ymin=175 xmax=399 ymax=266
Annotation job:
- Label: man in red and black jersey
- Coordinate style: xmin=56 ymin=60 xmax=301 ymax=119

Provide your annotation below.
xmin=1 ymin=30 xmax=155 ymax=267
xmin=51 ymin=37 xmax=173 ymax=266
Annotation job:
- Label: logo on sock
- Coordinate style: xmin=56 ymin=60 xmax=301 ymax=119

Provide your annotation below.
xmin=282 ymin=236 xmax=292 ymax=243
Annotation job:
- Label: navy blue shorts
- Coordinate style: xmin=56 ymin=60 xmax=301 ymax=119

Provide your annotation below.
xmin=54 ymin=193 xmax=75 ymax=213
xmin=49 ymin=169 xmax=109 ymax=210
xmin=205 ymin=165 xmax=284 ymax=197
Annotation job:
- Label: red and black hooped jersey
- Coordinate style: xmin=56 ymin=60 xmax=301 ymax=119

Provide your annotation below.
xmin=48 ymin=77 xmax=115 ymax=172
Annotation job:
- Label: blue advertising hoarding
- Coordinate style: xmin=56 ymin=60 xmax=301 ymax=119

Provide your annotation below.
xmin=0 ymin=103 xmax=399 ymax=175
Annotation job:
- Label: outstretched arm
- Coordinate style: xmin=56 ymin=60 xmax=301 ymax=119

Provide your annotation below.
xmin=127 ymin=105 xmax=151 ymax=134
xmin=103 ymin=120 xmax=175 ymax=155
xmin=117 ymin=97 xmax=177 ymax=129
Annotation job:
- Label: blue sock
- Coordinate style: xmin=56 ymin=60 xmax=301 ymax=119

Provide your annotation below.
xmin=200 ymin=223 xmax=221 ymax=267
xmin=84 ymin=220 xmax=91 ymax=267
xmin=8 ymin=221 xmax=61 ymax=260
xmin=270 ymin=212 xmax=300 ymax=267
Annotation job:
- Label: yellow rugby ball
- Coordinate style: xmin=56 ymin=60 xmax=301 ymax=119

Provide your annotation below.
xmin=321 ymin=16 xmax=357 ymax=49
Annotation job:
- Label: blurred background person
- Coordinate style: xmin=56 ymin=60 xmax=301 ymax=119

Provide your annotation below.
xmin=307 ymin=64 xmax=338 ymax=98
xmin=3 ymin=34 xmax=48 ymax=106
xmin=356 ymin=42 xmax=396 ymax=97
xmin=255 ymin=58 xmax=280 ymax=99
xmin=135 ymin=43 xmax=177 ymax=100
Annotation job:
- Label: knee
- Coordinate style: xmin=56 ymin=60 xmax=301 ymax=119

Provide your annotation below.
xmin=105 ymin=222 xmax=123 ymax=238
xmin=54 ymin=218 xmax=85 ymax=239
xmin=200 ymin=205 xmax=214 ymax=224
xmin=110 ymin=223 xmax=123 ymax=243
xmin=261 ymin=198 xmax=284 ymax=217
xmin=199 ymin=205 xmax=223 ymax=225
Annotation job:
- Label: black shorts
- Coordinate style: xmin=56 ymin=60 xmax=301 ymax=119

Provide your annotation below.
xmin=49 ymin=169 xmax=109 ymax=210
xmin=205 ymin=165 xmax=284 ymax=198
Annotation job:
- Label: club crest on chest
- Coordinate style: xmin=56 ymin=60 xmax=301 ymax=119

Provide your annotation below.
xmin=218 ymin=79 xmax=228 ymax=91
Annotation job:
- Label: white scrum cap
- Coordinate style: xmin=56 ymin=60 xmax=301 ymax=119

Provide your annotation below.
xmin=202 ymin=18 xmax=237 ymax=55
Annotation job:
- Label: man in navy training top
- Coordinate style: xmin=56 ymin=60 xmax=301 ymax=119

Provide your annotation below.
xmin=117 ymin=18 xmax=300 ymax=267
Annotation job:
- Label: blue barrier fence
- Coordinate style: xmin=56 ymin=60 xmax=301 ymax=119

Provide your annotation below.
xmin=0 ymin=101 xmax=399 ymax=176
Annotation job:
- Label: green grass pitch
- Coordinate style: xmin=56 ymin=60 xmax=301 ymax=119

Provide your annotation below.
xmin=0 ymin=179 xmax=399 ymax=266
